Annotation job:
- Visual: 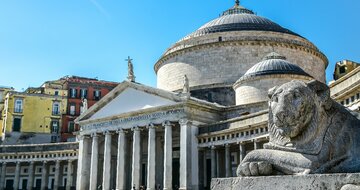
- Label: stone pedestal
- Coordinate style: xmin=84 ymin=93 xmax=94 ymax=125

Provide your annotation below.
xmin=211 ymin=173 xmax=360 ymax=190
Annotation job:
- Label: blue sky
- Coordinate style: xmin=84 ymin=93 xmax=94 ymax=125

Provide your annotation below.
xmin=0 ymin=0 xmax=359 ymax=91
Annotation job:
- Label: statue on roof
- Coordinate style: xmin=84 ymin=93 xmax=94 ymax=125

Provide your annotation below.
xmin=182 ymin=75 xmax=190 ymax=94
xmin=126 ymin=56 xmax=135 ymax=82
xmin=235 ymin=0 xmax=240 ymax=6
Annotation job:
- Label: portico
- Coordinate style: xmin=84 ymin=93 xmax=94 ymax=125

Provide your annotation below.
xmin=75 ymin=81 xmax=221 ymax=190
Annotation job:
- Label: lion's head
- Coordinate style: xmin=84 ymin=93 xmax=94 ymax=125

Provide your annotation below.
xmin=265 ymin=80 xmax=333 ymax=154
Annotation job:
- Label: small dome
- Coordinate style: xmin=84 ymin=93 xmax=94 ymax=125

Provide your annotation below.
xmin=182 ymin=3 xmax=300 ymax=40
xmin=236 ymin=53 xmax=311 ymax=82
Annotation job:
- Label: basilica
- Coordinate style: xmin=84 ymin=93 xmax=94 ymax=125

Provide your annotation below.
xmin=74 ymin=1 xmax=327 ymax=190
xmin=0 ymin=1 xmax=334 ymax=190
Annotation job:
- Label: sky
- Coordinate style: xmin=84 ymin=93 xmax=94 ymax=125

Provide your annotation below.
xmin=0 ymin=0 xmax=359 ymax=91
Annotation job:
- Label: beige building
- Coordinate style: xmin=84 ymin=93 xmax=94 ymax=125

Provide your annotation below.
xmin=74 ymin=2 xmax=325 ymax=190
xmin=329 ymin=60 xmax=360 ymax=113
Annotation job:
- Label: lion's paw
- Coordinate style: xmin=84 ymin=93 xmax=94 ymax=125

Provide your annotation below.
xmin=237 ymin=161 xmax=273 ymax=176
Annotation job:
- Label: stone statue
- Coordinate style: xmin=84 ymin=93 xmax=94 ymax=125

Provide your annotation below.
xmin=126 ymin=56 xmax=135 ymax=82
xmin=237 ymin=80 xmax=360 ymax=176
xmin=82 ymin=98 xmax=88 ymax=114
xmin=182 ymin=75 xmax=190 ymax=94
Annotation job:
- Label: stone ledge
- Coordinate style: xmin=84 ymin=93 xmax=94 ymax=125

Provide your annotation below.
xmin=211 ymin=173 xmax=360 ymax=190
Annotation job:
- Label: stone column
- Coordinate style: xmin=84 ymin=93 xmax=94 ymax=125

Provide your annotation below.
xmin=225 ymin=144 xmax=231 ymax=177
xmin=103 ymin=131 xmax=112 ymax=190
xmin=131 ymin=127 xmax=141 ymax=190
xmin=54 ymin=160 xmax=61 ymax=190
xmin=89 ymin=133 xmax=99 ymax=190
xmin=0 ymin=163 xmax=6 ymax=190
xmin=146 ymin=124 xmax=156 ymax=190
xmin=13 ymin=162 xmax=20 ymax=190
xmin=179 ymin=119 xmax=192 ymax=190
xmin=163 ymin=121 xmax=172 ymax=190
xmin=239 ymin=143 xmax=246 ymax=163
xmin=191 ymin=126 xmax=199 ymax=190
xmin=210 ymin=146 xmax=216 ymax=178
xmin=66 ymin=160 xmax=74 ymax=190
xmin=41 ymin=161 xmax=48 ymax=190
xmin=27 ymin=161 xmax=35 ymax=190
xmin=76 ymin=135 xmax=91 ymax=190
xmin=116 ymin=129 xmax=126 ymax=190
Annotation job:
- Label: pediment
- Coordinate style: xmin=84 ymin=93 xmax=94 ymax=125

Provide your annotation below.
xmin=77 ymin=81 xmax=182 ymax=121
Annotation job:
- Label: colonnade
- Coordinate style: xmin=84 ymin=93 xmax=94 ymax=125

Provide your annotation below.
xmin=0 ymin=159 xmax=75 ymax=190
xmin=77 ymin=119 xmax=199 ymax=190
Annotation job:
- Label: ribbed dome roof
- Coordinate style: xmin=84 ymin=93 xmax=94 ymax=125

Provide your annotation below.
xmin=183 ymin=3 xmax=300 ymax=40
xmin=237 ymin=53 xmax=311 ymax=82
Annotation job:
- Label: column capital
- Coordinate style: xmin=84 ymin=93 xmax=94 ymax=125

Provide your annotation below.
xmin=91 ymin=133 xmax=99 ymax=138
xmin=179 ymin=118 xmax=190 ymax=126
xmin=225 ymin=144 xmax=231 ymax=148
xmin=77 ymin=135 xmax=90 ymax=141
xmin=210 ymin=146 xmax=217 ymax=150
xmin=116 ymin=128 xmax=126 ymax=134
xmin=2 ymin=162 xmax=7 ymax=166
xmin=131 ymin=126 xmax=142 ymax=131
xmin=147 ymin=123 xmax=156 ymax=130
xmin=68 ymin=159 xmax=75 ymax=164
xmin=162 ymin=120 xmax=172 ymax=127
xmin=103 ymin=130 xmax=114 ymax=135
xmin=28 ymin=161 xmax=35 ymax=165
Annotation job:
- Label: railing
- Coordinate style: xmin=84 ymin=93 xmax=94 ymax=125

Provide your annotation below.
xmin=14 ymin=108 xmax=23 ymax=113
xmin=52 ymin=111 xmax=60 ymax=116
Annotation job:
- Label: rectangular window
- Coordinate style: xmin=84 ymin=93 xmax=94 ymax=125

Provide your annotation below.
xmin=339 ymin=66 xmax=346 ymax=74
xmin=14 ymin=99 xmax=23 ymax=113
xmin=68 ymin=122 xmax=75 ymax=133
xmin=51 ymin=120 xmax=59 ymax=133
xmin=340 ymin=101 xmax=344 ymax=105
xmin=52 ymin=102 xmax=60 ymax=115
xmin=351 ymin=96 xmax=355 ymax=102
xmin=69 ymin=105 xmax=76 ymax=115
xmin=93 ymin=90 xmax=101 ymax=100
xmin=54 ymin=91 xmax=59 ymax=96
xmin=69 ymin=88 xmax=77 ymax=98
xmin=80 ymin=89 xmax=88 ymax=99
xmin=346 ymin=99 xmax=350 ymax=105
xmin=357 ymin=93 xmax=360 ymax=100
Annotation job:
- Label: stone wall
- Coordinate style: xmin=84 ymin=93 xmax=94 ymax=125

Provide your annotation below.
xmin=211 ymin=174 xmax=360 ymax=190
xmin=234 ymin=75 xmax=311 ymax=105
xmin=156 ymin=31 xmax=327 ymax=92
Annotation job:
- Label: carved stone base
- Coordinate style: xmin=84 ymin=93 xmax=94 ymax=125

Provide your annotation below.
xmin=211 ymin=173 xmax=360 ymax=190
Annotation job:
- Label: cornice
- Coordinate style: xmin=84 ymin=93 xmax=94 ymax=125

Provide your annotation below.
xmin=154 ymin=39 xmax=328 ymax=73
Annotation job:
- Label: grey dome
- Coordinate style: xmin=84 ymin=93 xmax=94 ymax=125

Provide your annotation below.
xmin=237 ymin=53 xmax=311 ymax=82
xmin=184 ymin=5 xmax=301 ymax=39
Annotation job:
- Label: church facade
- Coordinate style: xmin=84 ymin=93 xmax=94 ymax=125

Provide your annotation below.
xmin=75 ymin=2 xmax=327 ymax=190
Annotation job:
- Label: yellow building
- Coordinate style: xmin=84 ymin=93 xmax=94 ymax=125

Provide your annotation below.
xmin=1 ymin=84 xmax=68 ymax=142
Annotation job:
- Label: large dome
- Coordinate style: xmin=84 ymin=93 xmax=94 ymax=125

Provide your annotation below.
xmin=155 ymin=1 xmax=328 ymax=106
xmin=182 ymin=5 xmax=300 ymax=40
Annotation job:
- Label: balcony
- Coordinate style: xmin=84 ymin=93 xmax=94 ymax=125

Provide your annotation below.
xmin=52 ymin=111 xmax=61 ymax=116
xmin=14 ymin=108 xmax=23 ymax=113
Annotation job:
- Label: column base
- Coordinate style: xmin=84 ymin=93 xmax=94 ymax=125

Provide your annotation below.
xmin=163 ymin=188 xmax=173 ymax=190
xmin=179 ymin=187 xmax=192 ymax=190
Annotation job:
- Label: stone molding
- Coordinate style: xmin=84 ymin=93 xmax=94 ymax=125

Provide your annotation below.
xmin=155 ymin=38 xmax=328 ymax=73
xmin=80 ymin=109 xmax=186 ymax=135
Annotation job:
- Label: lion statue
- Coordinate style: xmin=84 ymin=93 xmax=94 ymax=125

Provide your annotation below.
xmin=237 ymin=80 xmax=360 ymax=176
